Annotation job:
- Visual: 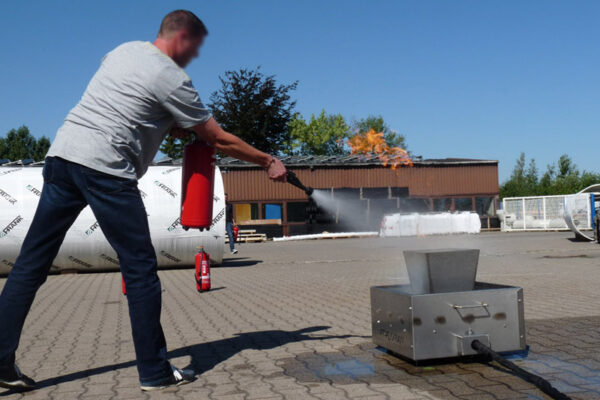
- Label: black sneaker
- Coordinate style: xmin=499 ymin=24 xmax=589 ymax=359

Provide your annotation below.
xmin=0 ymin=364 xmax=35 ymax=391
xmin=140 ymin=365 xmax=195 ymax=391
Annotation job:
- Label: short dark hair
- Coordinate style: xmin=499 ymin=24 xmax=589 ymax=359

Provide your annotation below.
xmin=158 ymin=10 xmax=208 ymax=38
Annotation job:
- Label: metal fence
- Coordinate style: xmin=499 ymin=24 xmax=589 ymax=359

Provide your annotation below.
xmin=501 ymin=194 xmax=592 ymax=231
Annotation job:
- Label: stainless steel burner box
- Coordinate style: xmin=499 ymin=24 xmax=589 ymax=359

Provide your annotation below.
xmin=371 ymin=249 xmax=526 ymax=361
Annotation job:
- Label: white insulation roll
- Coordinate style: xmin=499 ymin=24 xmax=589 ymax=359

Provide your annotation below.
xmin=380 ymin=212 xmax=481 ymax=237
xmin=0 ymin=165 xmax=225 ymax=275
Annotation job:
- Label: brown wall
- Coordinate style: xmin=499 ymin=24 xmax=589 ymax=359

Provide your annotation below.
xmin=221 ymin=164 xmax=499 ymax=202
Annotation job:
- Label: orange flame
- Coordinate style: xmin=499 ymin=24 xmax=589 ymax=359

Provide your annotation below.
xmin=348 ymin=129 xmax=413 ymax=170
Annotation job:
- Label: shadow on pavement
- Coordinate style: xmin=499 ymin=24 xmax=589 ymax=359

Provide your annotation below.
xmin=198 ymin=286 xmax=226 ymax=292
xmin=219 ymin=257 xmax=262 ymax=268
xmin=0 ymin=326 xmax=362 ymax=396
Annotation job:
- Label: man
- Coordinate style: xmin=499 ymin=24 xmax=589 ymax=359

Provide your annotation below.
xmin=0 ymin=10 xmax=286 ymax=391
xmin=225 ymin=193 xmax=238 ymax=254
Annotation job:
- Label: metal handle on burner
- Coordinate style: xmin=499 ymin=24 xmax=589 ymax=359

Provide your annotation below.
xmin=452 ymin=302 xmax=489 ymax=310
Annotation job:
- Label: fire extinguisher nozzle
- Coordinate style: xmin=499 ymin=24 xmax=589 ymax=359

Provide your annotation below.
xmin=286 ymin=171 xmax=313 ymax=197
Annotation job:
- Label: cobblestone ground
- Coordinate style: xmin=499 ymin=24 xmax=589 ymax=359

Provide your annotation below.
xmin=2 ymin=232 xmax=600 ymax=399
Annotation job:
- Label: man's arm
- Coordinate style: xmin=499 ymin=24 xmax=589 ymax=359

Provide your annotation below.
xmin=186 ymin=118 xmax=287 ymax=182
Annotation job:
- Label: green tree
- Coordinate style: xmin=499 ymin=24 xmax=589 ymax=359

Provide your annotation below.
xmin=33 ymin=136 xmax=51 ymax=161
xmin=557 ymin=154 xmax=577 ymax=178
xmin=499 ymin=153 xmax=539 ymax=198
xmin=579 ymin=170 xmax=600 ymax=190
xmin=538 ymin=164 xmax=556 ymax=195
xmin=287 ymin=110 xmax=350 ymax=156
xmin=352 ymin=115 xmax=408 ymax=150
xmin=208 ymin=67 xmax=298 ymax=155
xmin=501 ymin=153 xmax=600 ymax=197
xmin=525 ymin=158 xmax=538 ymax=189
xmin=0 ymin=137 xmax=6 ymax=159
xmin=0 ymin=126 xmax=50 ymax=161
xmin=547 ymin=155 xmax=584 ymax=195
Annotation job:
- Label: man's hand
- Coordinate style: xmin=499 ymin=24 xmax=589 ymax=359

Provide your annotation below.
xmin=170 ymin=126 xmax=194 ymax=139
xmin=265 ymin=156 xmax=287 ymax=182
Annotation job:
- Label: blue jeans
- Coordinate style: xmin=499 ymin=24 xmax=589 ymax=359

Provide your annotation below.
xmin=226 ymin=222 xmax=235 ymax=252
xmin=0 ymin=157 xmax=171 ymax=384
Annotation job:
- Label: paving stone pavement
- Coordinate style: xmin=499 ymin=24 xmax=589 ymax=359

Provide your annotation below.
xmin=2 ymin=232 xmax=600 ymax=399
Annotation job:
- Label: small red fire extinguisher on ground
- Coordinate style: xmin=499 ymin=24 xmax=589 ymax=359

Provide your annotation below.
xmin=195 ymin=247 xmax=211 ymax=292
xmin=121 ymin=275 xmax=126 ymax=295
xmin=233 ymin=225 xmax=239 ymax=243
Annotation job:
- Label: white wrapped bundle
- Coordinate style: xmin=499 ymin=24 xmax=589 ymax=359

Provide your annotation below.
xmin=399 ymin=214 xmax=418 ymax=236
xmin=466 ymin=212 xmax=482 ymax=233
xmin=0 ymin=165 xmax=225 ymax=275
xmin=379 ymin=212 xmax=481 ymax=237
xmin=439 ymin=213 xmax=455 ymax=235
xmin=415 ymin=214 xmax=434 ymax=235
xmin=380 ymin=214 xmax=400 ymax=237
xmin=451 ymin=212 xmax=473 ymax=234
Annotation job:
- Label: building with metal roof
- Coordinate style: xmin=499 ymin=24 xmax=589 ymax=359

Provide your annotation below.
xmin=217 ymin=155 xmax=499 ymax=236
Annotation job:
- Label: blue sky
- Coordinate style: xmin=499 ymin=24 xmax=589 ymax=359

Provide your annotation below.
xmin=1 ymin=1 xmax=598 ymax=181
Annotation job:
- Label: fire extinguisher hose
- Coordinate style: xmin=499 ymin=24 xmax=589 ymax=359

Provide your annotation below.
xmin=471 ymin=340 xmax=571 ymax=400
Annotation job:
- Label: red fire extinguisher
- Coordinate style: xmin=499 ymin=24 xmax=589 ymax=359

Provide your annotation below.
xmin=195 ymin=247 xmax=211 ymax=292
xmin=121 ymin=275 xmax=126 ymax=295
xmin=181 ymin=140 xmax=216 ymax=230
xmin=233 ymin=225 xmax=239 ymax=242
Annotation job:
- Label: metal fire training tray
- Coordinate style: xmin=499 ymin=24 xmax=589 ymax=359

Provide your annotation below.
xmin=371 ymin=282 xmax=526 ymax=361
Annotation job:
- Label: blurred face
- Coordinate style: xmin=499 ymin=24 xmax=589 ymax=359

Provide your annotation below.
xmin=171 ymin=30 xmax=205 ymax=68
xmin=225 ymin=194 xmax=229 ymax=202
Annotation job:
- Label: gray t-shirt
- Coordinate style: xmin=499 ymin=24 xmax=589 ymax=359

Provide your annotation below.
xmin=47 ymin=41 xmax=212 ymax=179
